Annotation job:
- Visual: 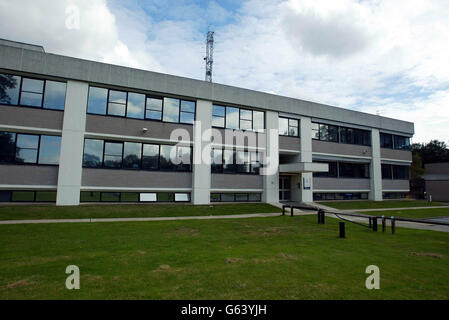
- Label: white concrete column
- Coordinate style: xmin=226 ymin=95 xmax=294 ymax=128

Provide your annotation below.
xmin=262 ymin=111 xmax=279 ymax=203
xmin=370 ymin=128 xmax=382 ymax=201
xmin=300 ymin=116 xmax=313 ymax=202
xmin=56 ymin=81 xmax=88 ymax=205
xmin=192 ymin=100 xmax=212 ymax=205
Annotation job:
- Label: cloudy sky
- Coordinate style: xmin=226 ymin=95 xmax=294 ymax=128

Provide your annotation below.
xmin=0 ymin=0 xmax=448 ymax=143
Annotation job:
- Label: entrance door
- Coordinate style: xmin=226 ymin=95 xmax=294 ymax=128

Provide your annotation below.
xmin=279 ymin=176 xmax=291 ymax=202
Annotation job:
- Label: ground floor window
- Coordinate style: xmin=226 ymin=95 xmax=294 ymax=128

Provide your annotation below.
xmin=80 ymin=191 xmax=191 ymax=203
xmin=313 ymin=192 xmax=368 ymax=201
xmin=0 ymin=190 xmax=57 ymax=202
xmin=382 ymin=192 xmax=408 ymax=199
xmin=211 ymin=193 xmax=261 ymax=202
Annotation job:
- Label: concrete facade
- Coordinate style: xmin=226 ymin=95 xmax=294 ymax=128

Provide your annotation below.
xmin=423 ymin=163 xmax=449 ymax=202
xmin=0 ymin=40 xmax=415 ymax=205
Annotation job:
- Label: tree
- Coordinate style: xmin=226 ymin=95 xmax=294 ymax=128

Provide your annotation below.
xmin=0 ymin=74 xmax=18 ymax=104
xmin=410 ymin=153 xmax=425 ymax=181
xmin=411 ymin=140 xmax=449 ymax=165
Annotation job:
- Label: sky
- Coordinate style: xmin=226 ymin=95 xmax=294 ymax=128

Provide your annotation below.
xmin=0 ymin=0 xmax=448 ymax=144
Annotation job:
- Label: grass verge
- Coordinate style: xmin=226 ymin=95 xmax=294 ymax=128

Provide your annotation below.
xmin=0 ymin=215 xmax=448 ymax=299
xmin=369 ymin=208 xmax=449 ymax=219
xmin=0 ymin=203 xmax=281 ymax=221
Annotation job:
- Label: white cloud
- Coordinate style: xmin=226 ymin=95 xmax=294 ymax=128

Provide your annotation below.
xmin=0 ymin=0 xmax=448 ymax=143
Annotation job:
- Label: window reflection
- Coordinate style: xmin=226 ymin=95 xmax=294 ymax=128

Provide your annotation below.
xmin=0 ymin=74 xmax=21 ymax=105
xmin=226 ymin=107 xmax=239 ymax=129
xmin=43 ymin=81 xmax=66 ymax=110
xmin=142 ymin=144 xmax=159 ymax=170
xmin=87 ymin=87 xmax=108 ymax=115
xmin=38 ymin=135 xmax=61 ymax=165
xmin=0 ymin=131 xmax=16 ymax=163
xmin=126 ymin=92 xmax=145 ymax=119
xmin=15 ymin=134 xmax=39 ymax=163
xmin=162 ymin=98 xmax=180 ymax=123
xmin=104 ymin=142 xmax=123 ymax=168
xmin=123 ymin=142 xmax=142 ymax=169
xmin=83 ymin=139 xmax=104 ymax=168
xmin=20 ymin=78 xmax=44 ymax=107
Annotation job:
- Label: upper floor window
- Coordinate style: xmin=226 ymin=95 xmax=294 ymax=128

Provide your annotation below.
xmin=87 ymin=86 xmax=195 ymax=125
xmin=211 ymin=147 xmax=261 ymax=175
xmin=212 ymin=104 xmax=264 ymax=132
xmin=0 ymin=131 xmax=61 ymax=165
xmin=311 ymin=123 xmax=339 ymax=142
xmin=0 ymin=73 xmax=66 ymax=110
xmin=340 ymin=127 xmax=371 ymax=146
xmin=380 ymin=133 xmax=411 ymax=150
xmin=279 ymin=117 xmax=299 ymax=137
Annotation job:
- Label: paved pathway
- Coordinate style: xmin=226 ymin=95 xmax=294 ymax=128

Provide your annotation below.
xmin=0 ymin=212 xmax=282 ymax=225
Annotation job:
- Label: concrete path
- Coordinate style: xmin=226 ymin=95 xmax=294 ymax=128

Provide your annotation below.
xmin=0 ymin=212 xmax=282 ymax=225
xmin=342 ymin=206 xmax=449 ymax=213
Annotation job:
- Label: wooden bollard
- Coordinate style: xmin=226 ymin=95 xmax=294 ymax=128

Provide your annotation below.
xmin=382 ymin=215 xmax=386 ymax=233
xmin=368 ymin=217 xmax=372 ymax=228
xmin=291 ymin=206 xmax=294 ymax=217
xmin=391 ymin=216 xmax=396 ymax=234
xmin=339 ymin=222 xmax=345 ymax=238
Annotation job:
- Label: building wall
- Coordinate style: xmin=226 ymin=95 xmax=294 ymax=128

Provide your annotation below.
xmin=0 ymin=165 xmax=58 ymax=186
xmin=380 ymin=148 xmax=412 ymax=162
xmin=0 ymin=107 xmax=63 ymax=130
xmin=312 ymin=140 xmax=372 ymax=158
xmin=279 ymin=136 xmax=300 ymax=151
xmin=425 ymin=181 xmax=449 ymax=201
xmin=382 ymin=180 xmax=410 ymax=191
xmin=211 ymin=174 xmax=263 ymax=190
xmin=313 ymin=178 xmax=371 ymax=191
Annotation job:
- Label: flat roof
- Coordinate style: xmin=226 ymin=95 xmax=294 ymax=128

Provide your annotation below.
xmin=0 ymin=41 xmax=414 ymax=135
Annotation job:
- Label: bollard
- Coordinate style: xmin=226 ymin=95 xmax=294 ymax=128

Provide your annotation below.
xmin=368 ymin=217 xmax=372 ymax=228
xmin=317 ymin=210 xmax=321 ymax=224
xmin=391 ymin=216 xmax=396 ymax=234
xmin=282 ymin=205 xmax=285 ymax=216
xmin=382 ymin=215 xmax=386 ymax=233
xmin=291 ymin=206 xmax=294 ymax=217
xmin=319 ymin=210 xmax=326 ymax=224
xmin=339 ymin=222 xmax=345 ymax=238
xmin=372 ymin=217 xmax=378 ymax=232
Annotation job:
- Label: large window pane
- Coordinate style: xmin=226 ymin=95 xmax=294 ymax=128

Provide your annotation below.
xmin=212 ymin=105 xmax=225 ymax=128
xmin=223 ymin=149 xmax=235 ymax=173
xmin=140 ymin=193 xmax=157 ymax=202
xmin=393 ymin=165 xmax=409 ymax=179
xmin=180 ymin=100 xmax=195 ymax=113
xmin=80 ymin=191 xmax=101 ymax=202
xmin=157 ymin=192 xmax=174 ymax=202
xmin=394 ymin=135 xmax=410 ymax=150
xmin=126 ymin=92 xmax=145 ymax=119
xmin=162 ymin=98 xmax=180 ymax=123
xmin=12 ymin=191 xmax=35 ymax=202
xmin=240 ymin=109 xmax=252 ymax=130
xmin=381 ymin=164 xmax=392 ymax=179
xmin=101 ymin=192 xmax=120 ymax=202
xmin=211 ymin=148 xmax=223 ymax=173
xmin=123 ymin=142 xmax=142 ymax=169
xmin=180 ymin=111 xmax=195 ymax=124
xmin=121 ymin=192 xmax=139 ymax=202
xmin=145 ymin=97 xmax=162 ymax=120
xmin=38 ymin=135 xmax=61 ymax=165
xmin=279 ymin=118 xmax=289 ymax=136
xmin=0 ymin=191 xmax=11 ymax=202
xmin=226 ymin=107 xmax=239 ymax=129
xmin=108 ymin=90 xmax=126 ymax=116
xmin=160 ymin=145 xmax=176 ymax=170
xmin=104 ymin=142 xmax=123 ymax=168
xmin=175 ymin=193 xmax=190 ymax=202
xmin=0 ymin=74 xmax=21 ymax=105
xmin=221 ymin=193 xmax=235 ymax=202
xmin=311 ymin=122 xmax=319 ymax=139
xmin=87 ymin=87 xmax=108 ymax=115
xmin=83 ymin=139 xmax=104 ymax=168
xmin=380 ymin=133 xmax=393 ymax=149
xmin=15 ymin=134 xmax=39 ymax=163
xmin=339 ymin=162 xmax=370 ymax=178
xmin=235 ymin=193 xmax=249 ymax=201
xmin=20 ymin=78 xmax=44 ymax=107
xmin=142 ymin=144 xmax=159 ymax=170
xmin=43 ymin=81 xmax=66 ymax=110
xmin=253 ymin=111 xmax=264 ymax=132
xmin=0 ymin=131 xmax=16 ymax=163
xmin=35 ymin=191 xmax=57 ymax=202
xmin=176 ymin=146 xmax=191 ymax=171
xmin=236 ymin=151 xmax=250 ymax=173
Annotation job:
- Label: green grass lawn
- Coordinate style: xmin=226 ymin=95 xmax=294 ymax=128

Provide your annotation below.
xmin=370 ymin=208 xmax=449 ymax=219
xmin=0 ymin=203 xmax=281 ymax=221
xmin=319 ymin=200 xmax=447 ymax=210
xmin=0 ymin=215 xmax=448 ymax=299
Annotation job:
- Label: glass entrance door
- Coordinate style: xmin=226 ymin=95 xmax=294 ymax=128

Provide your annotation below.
xmin=279 ymin=176 xmax=291 ymax=202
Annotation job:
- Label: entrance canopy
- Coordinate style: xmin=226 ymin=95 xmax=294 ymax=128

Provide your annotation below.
xmin=279 ymin=162 xmax=328 ymax=174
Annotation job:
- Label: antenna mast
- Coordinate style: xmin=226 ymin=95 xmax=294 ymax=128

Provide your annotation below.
xmin=204 ymin=31 xmax=214 ymax=82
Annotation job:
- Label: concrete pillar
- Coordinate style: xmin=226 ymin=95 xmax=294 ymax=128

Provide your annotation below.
xmin=262 ymin=111 xmax=279 ymax=203
xmin=300 ymin=116 xmax=313 ymax=202
xmin=56 ymin=81 xmax=88 ymax=205
xmin=192 ymin=100 xmax=212 ymax=205
xmin=370 ymin=128 xmax=382 ymax=201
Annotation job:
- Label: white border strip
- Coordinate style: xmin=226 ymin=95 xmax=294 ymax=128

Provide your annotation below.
xmin=279 ymin=149 xmax=300 ymax=154
xmin=210 ymin=188 xmax=264 ymax=193
xmin=313 ymin=189 xmax=371 ymax=193
xmin=0 ymin=124 xmax=62 ymax=135
xmin=211 ymin=143 xmax=265 ymax=151
xmin=381 ymin=158 xmax=412 ymax=164
xmin=80 ymin=186 xmax=192 ymax=192
xmin=84 ymin=132 xmax=192 ymax=146
xmin=312 ymin=152 xmax=372 ymax=160
xmin=0 ymin=184 xmax=57 ymax=190
xmin=382 ymin=189 xmax=410 ymax=192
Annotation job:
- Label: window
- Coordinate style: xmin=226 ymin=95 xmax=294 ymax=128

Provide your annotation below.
xmin=175 ymin=193 xmax=190 ymax=202
xmin=212 ymin=105 xmax=225 ymax=127
xmin=210 ymin=193 xmax=261 ymax=202
xmin=236 ymin=150 xmax=250 ymax=173
xmin=0 ymin=73 xmax=21 ymax=105
xmin=393 ymin=165 xmax=409 ymax=180
xmin=313 ymin=161 xmax=338 ymax=178
xmin=253 ymin=111 xmax=264 ymax=132
xmin=142 ymin=144 xmax=159 ymax=170
xmin=157 ymin=192 xmax=174 ymax=202
xmin=211 ymin=148 xmax=223 ymax=173
xmin=311 ymin=122 xmax=319 ymax=140
xmin=38 ymin=135 xmax=61 ymax=165
xmin=250 ymin=151 xmax=261 ymax=174
xmin=101 ymin=192 xmax=121 ymax=202
xmin=121 ymin=192 xmax=139 ymax=202
xmin=279 ymin=117 xmax=299 ymax=137
xmin=393 ymin=135 xmax=410 ymax=150
xmin=338 ymin=162 xmax=370 ymax=179
xmin=123 ymin=142 xmax=142 ymax=169
xmin=381 ymin=164 xmax=392 ymax=179
xmin=140 ymin=193 xmax=157 ymax=202
xmin=314 ymin=192 xmax=368 ymax=201
xmin=107 ymin=90 xmax=127 ymax=117
xmin=35 ymin=191 xmax=57 ymax=202
xmin=103 ymin=142 xmax=123 ymax=168
xmin=221 ymin=193 xmax=235 ymax=202
xmin=83 ymin=139 xmax=104 ymax=168
xmin=43 ymin=81 xmax=66 ymax=110
xmin=235 ymin=193 xmax=249 ymax=201
xmin=80 ymin=191 xmax=101 ymax=202
xmin=159 ymin=145 xmax=191 ymax=171
xmin=162 ymin=97 xmax=180 ymax=123
xmin=87 ymin=87 xmax=108 ymax=115
xmin=146 ymin=97 xmax=163 ymax=120
xmin=126 ymin=92 xmax=145 ymax=119
xmin=15 ymin=134 xmax=39 ymax=163
xmin=223 ymin=149 xmax=236 ymax=173
xmin=0 ymin=131 xmax=16 ymax=163
xmin=11 ymin=191 xmax=35 ymax=202
xmin=319 ymin=124 xmax=338 ymax=142
xmin=180 ymin=100 xmax=195 ymax=124
xmin=380 ymin=133 xmax=393 ymax=149
xmin=226 ymin=106 xmax=239 ymax=129
xmin=20 ymin=78 xmax=44 ymax=107
xmin=176 ymin=146 xmax=192 ymax=171
xmin=239 ymin=109 xmax=252 ymax=130
xmin=340 ymin=127 xmax=370 ymax=146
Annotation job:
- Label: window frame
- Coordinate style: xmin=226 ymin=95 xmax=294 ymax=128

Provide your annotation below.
xmin=279 ymin=116 xmax=299 ymax=137
xmin=212 ymin=104 xmax=265 ymax=132
xmin=210 ymin=147 xmax=261 ymax=175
